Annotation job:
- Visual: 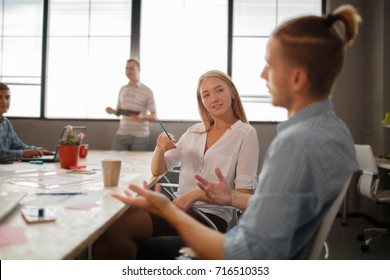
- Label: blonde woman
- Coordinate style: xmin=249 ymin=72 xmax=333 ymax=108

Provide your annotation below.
xmin=93 ymin=70 xmax=259 ymax=259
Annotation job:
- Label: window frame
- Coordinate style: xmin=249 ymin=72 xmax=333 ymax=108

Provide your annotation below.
xmin=1 ymin=0 xmax=325 ymax=122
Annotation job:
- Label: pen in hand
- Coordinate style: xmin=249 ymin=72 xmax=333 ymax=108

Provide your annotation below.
xmin=157 ymin=119 xmax=172 ymax=140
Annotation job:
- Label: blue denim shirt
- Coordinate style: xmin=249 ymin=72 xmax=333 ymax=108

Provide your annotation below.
xmin=0 ymin=117 xmax=37 ymax=161
xmin=224 ymin=99 xmax=358 ymax=259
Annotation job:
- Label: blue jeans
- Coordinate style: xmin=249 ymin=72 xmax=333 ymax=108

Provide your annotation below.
xmin=111 ymin=134 xmax=149 ymax=151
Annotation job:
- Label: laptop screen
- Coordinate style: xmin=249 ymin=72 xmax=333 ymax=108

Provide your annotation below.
xmin=58 ymin=126 xmax=87 ymax=145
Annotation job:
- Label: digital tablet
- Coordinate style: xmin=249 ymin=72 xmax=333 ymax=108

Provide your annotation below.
xmin=117 ymin=109 xmax=140 ymax=116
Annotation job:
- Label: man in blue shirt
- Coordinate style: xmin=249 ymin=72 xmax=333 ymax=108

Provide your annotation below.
xmin=0 ymin=83 xmax=53 ymax=162
xmin=112 ymin=5 xmax=360 ymax=259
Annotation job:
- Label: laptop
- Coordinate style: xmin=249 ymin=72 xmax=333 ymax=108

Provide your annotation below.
xmin=0 ymin=192 xmax=27 ymax=222
xmin=21 ymin=126 xmax=87 ymax=162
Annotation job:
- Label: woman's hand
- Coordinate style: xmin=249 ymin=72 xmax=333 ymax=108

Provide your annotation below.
xmin=156 ymin=132 xmax=176 ymax=152
xmin=195 ymin=167 xmax=233 ymax=206
xmin=173 ymin=189 xmax=206 ymax=211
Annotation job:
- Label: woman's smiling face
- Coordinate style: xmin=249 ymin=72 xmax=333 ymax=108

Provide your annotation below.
xmin=199 ymin=76 xmax=233 ymax=118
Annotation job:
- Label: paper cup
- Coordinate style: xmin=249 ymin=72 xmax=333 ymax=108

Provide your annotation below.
xmin=101 ymin=160 xmax=122 ymax=187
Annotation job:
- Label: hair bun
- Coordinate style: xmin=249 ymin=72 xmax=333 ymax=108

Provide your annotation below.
xmin=324 ymin=14 xmax=338 ymax=26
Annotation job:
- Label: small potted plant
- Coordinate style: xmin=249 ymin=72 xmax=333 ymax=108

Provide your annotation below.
xmin=58 ymin=125 xmax=85 ymax=168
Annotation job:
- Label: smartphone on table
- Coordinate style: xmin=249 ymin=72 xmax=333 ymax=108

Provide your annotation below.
xmin=21 ymin=207 xmax=56 ymax=224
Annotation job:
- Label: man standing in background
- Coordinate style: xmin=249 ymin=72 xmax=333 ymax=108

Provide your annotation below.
xmin=106 ymin=58 xmax=157 ymax=151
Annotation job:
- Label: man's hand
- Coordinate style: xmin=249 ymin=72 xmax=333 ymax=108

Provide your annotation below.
xmin=130 ymin=113 xmax=143 ymax=121
xmin=112 ymin=182 xmax=175 ymax=218
xmin=195 ymin=167 xmax=233 ymax=206
xmin=42 ymin=150 xmax=55 ymax=155
xmin=23 ymin=149 xmax=44 ymax=158
xmin=23 ymin=149 xmax=55 ymax=158
xmin=105 ymin=107 xmax=116 ymax=114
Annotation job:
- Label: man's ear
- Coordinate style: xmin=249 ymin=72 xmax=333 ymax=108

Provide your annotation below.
xmin=290 ymin=68 xmax=308 ymax=92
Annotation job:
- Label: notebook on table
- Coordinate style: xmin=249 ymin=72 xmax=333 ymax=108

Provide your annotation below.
xmin=20 ymin=126 xmax=87 ymax=162
xmin=0 ymin=192 xmax=27 ymax=222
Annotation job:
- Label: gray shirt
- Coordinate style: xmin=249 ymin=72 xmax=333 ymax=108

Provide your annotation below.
xmin=115 ymin=82 xmax=156 ymax=138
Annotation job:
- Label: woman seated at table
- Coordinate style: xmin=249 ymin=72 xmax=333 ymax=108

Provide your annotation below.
xmin=92 ymin=70 xmax=259 ymax=259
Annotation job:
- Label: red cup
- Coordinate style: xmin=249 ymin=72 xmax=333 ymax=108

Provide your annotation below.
xmin=79 ymin=144 xmax=89 ymax=158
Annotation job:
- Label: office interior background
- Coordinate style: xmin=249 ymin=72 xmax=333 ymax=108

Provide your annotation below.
xmin=1 ymin=0 xmax=390 ymax=224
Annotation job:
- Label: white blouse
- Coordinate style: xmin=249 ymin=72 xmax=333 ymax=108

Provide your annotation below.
xmin=164 ymin=120 xmax=259 ymax=222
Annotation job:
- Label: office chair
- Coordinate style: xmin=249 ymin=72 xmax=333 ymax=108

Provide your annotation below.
xmin=178 ymin=175 xmax=353 ymax=260
xmin=308 ymin=175 xmax=352 ymax=259
xmin=158 ymin=169 xmax=240 ymax=231
xmin=159 ymin=170 xmax=217 ymax=230
xmin=355 ymin=144 xmax=390 ymax=252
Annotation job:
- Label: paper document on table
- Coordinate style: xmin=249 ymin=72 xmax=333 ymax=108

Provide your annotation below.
xmin=21 ymin=191 xmax=108 ymax=207
xmin=0 ymin=167 xmax=41 ymax=180
xmin=0 ymin=165 xmax=39 ymax=172
xmin=118 ymin=173 xmax=144 ymax=190
xmin=7 ymin=174 xmax=101 ymax=189
xmin=122 ymin=161 xmax=149 ymax=169
xmin=120 ymin=173 xmax=143 ymax=184
xmin=0 ymin=225 xmax=27 ymax=246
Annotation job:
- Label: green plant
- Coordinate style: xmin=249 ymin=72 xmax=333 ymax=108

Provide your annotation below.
xmin=58 ymin=125 xmax=85 ymax=146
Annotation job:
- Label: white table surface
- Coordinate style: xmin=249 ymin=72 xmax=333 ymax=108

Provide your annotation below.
xmin=376 ymin=158 xmax=390 ymax=170
xmin=0 ymin=150 xmax=158 ymax=260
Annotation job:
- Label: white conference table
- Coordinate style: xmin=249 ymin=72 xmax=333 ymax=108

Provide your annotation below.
xmin=0 ymin=150 xmax=159 ymax=260
xmin=376 ymin=158 xmax=390 ymax=170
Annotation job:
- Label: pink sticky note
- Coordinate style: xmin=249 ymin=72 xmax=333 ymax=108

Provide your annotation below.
xmin=65 ymin=203 xmax=98 ymax=210
xmin=0 ymin=226 xmax=27 ymax=246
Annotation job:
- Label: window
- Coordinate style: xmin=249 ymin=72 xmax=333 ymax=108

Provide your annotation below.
xmin=140 ymin=0 xmax=228 ymax=121
xmin=0 ymin=0 xmax=43 ymax=117
xmin=45 ymin=0 xmax=132 ymax=119
xmin=1 ymin=0 xmax=322 ymax=121
xmin=141 ymin=0 xmax=321 ymax=121
xmin=232 ymin=0 xmax=322 ymax=121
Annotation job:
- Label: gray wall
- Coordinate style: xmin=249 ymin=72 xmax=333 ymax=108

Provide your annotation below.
xmin=9 ymin=119 xmax=277 ymax=174
xmin=329 ymin=0 xmax=390 ymax=222
xmin=8 ymin=0 xmax=390 ymax=222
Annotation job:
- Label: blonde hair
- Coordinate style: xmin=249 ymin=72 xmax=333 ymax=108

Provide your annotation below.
xmin=196 ymin=70 xmax=248 ymax=131
xmin=272 ymin=5 xmax=362 ymax=95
